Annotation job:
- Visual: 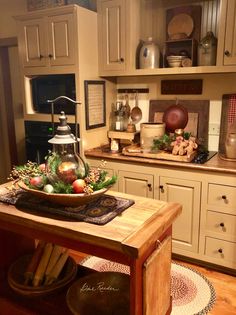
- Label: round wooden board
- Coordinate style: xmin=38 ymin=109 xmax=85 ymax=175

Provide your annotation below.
xmin=167 ymin=13 xmax=194 ymax=39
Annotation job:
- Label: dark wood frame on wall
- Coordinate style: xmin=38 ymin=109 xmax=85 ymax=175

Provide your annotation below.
xmin=84 ymin=80 xmax=106 ymax=130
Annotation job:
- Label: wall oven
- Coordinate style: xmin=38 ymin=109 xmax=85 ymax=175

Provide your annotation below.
xmin=31 ymin=74 xmax=76 ymax=114
xmin=24 ymin=121 xmax=78 ymax=164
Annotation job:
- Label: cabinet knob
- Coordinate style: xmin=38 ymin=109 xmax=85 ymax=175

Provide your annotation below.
xmin=218 ymin=248 xmax=223 ymax=254
xmin=39 ymin=54 xmax=44 ymax=59
xmin=48 ymin=54 xmax=53 ymax=58
xmin=224 ymin=50 xmax=230 ymax=57
xmin=119 ymin=58 xmax=124 ymax=63
xmin=221 ymin=195 xmax=227 ymax=200
xmin=219 ymin=222 xmax=225 ymax=228
xmin=147 ymin=183 xmax=152 ymax=191
xmin=159 ymin=185 xmax=164 ymax=193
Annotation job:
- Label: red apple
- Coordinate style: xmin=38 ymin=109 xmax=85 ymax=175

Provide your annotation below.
xmin=29 ymin=176 xmax=44 ymax=189
xmin=39 ymin=163 xmax=46 ymax=172
xmin=72 ymin=179 xmax=86 ymax=193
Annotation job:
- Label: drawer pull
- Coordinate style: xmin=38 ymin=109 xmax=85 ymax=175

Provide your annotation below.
xmin=221 ymin=195 xmax=229 ymax=203
xmin=218 ymin=248 xmax=223 ymax=254
xmin=147 ymin=183 xmax=152 ymax=191
xmin=159 ymin=185 xmax=164 ymax=193
xmin=224 ymin=50 xmax=230 ymax=57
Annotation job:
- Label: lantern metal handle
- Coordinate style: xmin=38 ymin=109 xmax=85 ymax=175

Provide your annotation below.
xmin=47 ymin=96 xmax=81 ymax=150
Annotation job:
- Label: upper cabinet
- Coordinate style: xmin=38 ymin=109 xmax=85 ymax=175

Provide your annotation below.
xmin=98 ymin=0 xmax=126 ymax=71
xmin=15 ymin=5 xmax=78 ymax=73
xmin=223 ymin=0 xmax=236 ymax=65
xmin=97 ymin=0 xmax=236 ymax=77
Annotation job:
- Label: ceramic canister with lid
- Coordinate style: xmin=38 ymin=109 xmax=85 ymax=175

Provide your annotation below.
xmin=139 ymin=37 xmax=160 ymax=69
xmin=225 ymin=133 xmax=236 ymax=159
xmin=140 ymin=123 xmax=165 ymax=151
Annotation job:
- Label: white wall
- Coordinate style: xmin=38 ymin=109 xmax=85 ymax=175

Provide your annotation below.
xmin=0 ymin=0 xmax=27 ymax=38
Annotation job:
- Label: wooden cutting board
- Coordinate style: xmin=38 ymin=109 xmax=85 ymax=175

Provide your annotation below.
xmin=122 ymin=144 xmax=197 ymax=163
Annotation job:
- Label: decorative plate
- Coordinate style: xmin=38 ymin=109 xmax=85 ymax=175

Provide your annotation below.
xmin=167 ymin=13 xmax=194 ymax=39
xmin=18 ymin=181 xmax=108 ymax=207
xmin=66 ymin=272 xmax=130 ymax=315
xmin=8 ymin=254 xmax=77 ymax=297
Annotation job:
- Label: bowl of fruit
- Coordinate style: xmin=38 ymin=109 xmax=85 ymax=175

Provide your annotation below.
xmin=9 ymin=159 xmax=117 ymax=207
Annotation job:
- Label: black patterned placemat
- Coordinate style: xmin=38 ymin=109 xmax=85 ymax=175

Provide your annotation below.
xmin=0 ymin=188 xmax=134 ymax=225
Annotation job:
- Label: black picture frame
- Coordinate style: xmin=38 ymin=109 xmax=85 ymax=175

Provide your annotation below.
xmin=84 ymin=80 xmax=106 ymax=130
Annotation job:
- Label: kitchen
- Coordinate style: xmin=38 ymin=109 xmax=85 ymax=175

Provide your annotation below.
xmin=0 ymin=0 xmax=236 ymax=314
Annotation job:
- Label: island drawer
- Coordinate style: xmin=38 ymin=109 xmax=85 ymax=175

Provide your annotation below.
xmin=207 ymin=184 xmax=236 ymax=212
xmin=205 ymin=237 xmax=236 ymax=265
xmin=206 ymin=211 xmax=236 ymax=241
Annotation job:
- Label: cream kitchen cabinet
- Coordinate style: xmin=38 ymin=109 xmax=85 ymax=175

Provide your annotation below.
xmin=15 ymin=5 xmax=77 ymax=71
xmin=86 ymin=154 xmax=236 ymax=271
xmin=200 ymin=175 xmax=236 ymax=269
xmin=97 ymin=0 xmax=236 ymax=76
xmin=218 ymin=0 xmax=236 ymax=66
xmin=118 ymin=170 xmax=154 ymax=198
xmin=97 ymin=0 xmax=139 ymax=75
xmin=97 ymin=0 xmax=126 ymax=72
xmin=159 ymin=176 xmax=201 ymax=254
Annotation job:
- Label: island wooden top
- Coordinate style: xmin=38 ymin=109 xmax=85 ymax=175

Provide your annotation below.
xmin=85 ymin=147 xmax=236 ymax=175
xmin=0 ymin=186 xmax=181 ymax=260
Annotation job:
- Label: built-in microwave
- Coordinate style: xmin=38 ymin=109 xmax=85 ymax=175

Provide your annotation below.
xmin=31 ymin=74 xmax=76 ymax=115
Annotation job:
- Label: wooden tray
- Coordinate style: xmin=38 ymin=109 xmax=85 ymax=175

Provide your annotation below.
xmin=122 ymin=144 xmax=197 ymax=163
xmin=18 ymin=181 xmax=108 ymax=207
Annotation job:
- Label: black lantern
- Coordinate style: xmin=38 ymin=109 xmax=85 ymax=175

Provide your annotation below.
xmin=46 ymin=97 xmax=86 ymax=184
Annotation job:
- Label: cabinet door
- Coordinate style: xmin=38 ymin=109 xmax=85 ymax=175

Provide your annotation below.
xmin=47 ymin=13 xmax=76 ymax=66
xmin=99 ymin=0 xmax=126 ymax=71
xmin=19 ymin=18 xmax=47 ymax=67
xmin=118 ymin=170 xmax=153 ymax=198
xmin=224 ymin=0 xmax=236 ymax=65
xmin=160 ymin=177 xmax=201 ymax=253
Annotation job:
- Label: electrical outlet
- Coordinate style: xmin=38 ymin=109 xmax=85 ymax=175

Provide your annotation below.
xmin=209 ymin=123 xmax=220 ymax=135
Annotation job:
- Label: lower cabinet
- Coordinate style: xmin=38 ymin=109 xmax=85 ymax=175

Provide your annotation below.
xmin=159 ymin=176 xmax=201 ymax=254
xmin=86 ymin=156 xmax=236 ymax=270
xmin=200 ymin=178 xmax=236 ymax=269
xmin=118 ymin=170 xmax=154 ymax=198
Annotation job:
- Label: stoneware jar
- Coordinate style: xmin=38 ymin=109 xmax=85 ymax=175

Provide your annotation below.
xmin=225 ymin=133 xmax=236 ymax=159
xmin=139 ymin=37 xmax=160 ymax=69
xmin=140 ymin=123 xmax=165 ymax=151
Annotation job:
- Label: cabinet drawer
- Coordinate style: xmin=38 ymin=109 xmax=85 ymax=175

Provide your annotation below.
xmin=206 ymin=211 xmax=236 ymax=241
xmin=208 ymin=184 xmax=236 ymax=212
xmin=205 ymin=237 xmax=236 ymax=265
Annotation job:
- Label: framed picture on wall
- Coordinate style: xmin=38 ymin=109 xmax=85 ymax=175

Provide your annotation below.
xmin=84 ymin=80 xmax=106 ymax=130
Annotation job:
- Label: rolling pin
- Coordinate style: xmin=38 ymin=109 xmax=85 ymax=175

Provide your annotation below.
xmin=45 ymin=249 xmax=69 ymax=285
xmin=32 ymin=242 xmax=53 ymax=287
xmin=24 ymin=240 xmax=46 ymax=285
xmin=44 ymin=244 xmax=63 ymax=284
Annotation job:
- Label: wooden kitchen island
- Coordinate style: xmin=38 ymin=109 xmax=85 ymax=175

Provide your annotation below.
xmin=0 ymin=184 xmax=181 ymax=315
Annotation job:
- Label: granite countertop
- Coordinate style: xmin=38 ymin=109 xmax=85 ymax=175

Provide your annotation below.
xmin=85 ymin=146 xmax=236 ymax=175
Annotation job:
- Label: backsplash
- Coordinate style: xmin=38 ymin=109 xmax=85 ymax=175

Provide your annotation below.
xmin=116 ymin=73 xmax=236 ymax=151
xmin=117 ymin=92 xmax=219 ymax=150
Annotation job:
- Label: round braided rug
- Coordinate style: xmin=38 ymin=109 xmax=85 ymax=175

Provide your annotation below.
xmin=80 ymin=257 xmax=216 ymax=315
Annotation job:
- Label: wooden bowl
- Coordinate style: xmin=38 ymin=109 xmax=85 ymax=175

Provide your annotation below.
xmin=162 ymin=105 xmax=188 ymax=133
xmin=7 ymin=254 xmax=77 ymax=297
xmin=18 ymin=181 xmax=108 ymax=207
xmin=66 ymin=272 xmax=130 ymax=315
